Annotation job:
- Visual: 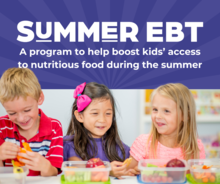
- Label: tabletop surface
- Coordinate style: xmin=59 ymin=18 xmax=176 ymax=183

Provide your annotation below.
xmin=23 ymin=176 xmax=190 ymax=184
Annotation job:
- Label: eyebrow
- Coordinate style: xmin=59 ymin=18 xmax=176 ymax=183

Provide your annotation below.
xmin=152 ymin=106 xmax=170 ymax=109
xmin=7 ymin=106 xmax=32 ymax=112
xmin=90 ymin=108 xmax=113 ymax=111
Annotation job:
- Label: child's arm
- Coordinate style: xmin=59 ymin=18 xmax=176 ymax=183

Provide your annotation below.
xmin=126 ymin=156 xmax=140 ymax=176
xmin=68 ymin=156 xmax=82 ymax=161
xmin=127 ymin=156 xmax=138 ymax=169
xmin=18 ymin=151 xmax=58 ymax=176
xmin=125 ymin=134 xmax=148 ymax=175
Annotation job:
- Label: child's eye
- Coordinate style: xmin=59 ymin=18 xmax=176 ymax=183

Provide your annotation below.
xmin=9 ymin=113 xmax=16 ymax=116
xmin=24 ymin=109 xmax=31 ymax=112
xmin=152 ymin=108 xmax=157 ymax=112
xmin=92 ymin=113 xmax=98 ymax=115
xmin=106 ymin=113 xmax=112 ymax=115
xmin=165 ymin=110 xmax=170 ymax=113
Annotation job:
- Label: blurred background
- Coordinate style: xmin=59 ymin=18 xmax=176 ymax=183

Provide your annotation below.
xmin=0 ymin=89 xmax=219 ymax=158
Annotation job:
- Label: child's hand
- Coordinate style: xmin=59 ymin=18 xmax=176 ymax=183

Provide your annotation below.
xmin=110 ymin=161 xmax=128 ymax=179
xmin=126 ymin=165 xmax=140 ymax=176
xmin=0 ymin=142 xmax=20 ymax=160
xmin=18 ymin=151 xmax=57 ymax=176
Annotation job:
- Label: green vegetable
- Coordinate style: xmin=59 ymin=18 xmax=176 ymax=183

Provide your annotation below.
xmin=84 ymin=171 xmax=91 ymax=181
xmin=216 ymin=172 xmax=220 ymax=183
xmin=75 ymin=172 xmax=84 ymax=182
xmin=158 ymin=171 xmax=167 ymax=176
xmin=147 ymin=163 xmax=158 ymax=167
xmin=142 ymin=170 xmax=154 ymax=176
xmin=66 ymin=175 xmax=75 ymax=182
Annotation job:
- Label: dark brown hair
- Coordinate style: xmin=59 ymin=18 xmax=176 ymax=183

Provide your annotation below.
xmin=66 ymin=82 xmax=126 ymax=161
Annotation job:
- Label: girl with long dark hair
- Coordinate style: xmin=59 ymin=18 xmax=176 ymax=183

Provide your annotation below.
xmin=64 ymin=82 xmax=130 ymax=178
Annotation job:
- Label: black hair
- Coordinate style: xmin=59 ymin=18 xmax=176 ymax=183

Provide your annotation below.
xmin=66 ymin=82 xmax=126 ymax=161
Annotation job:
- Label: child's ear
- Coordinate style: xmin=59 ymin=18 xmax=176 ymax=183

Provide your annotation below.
xmin=38 ymin=91 xmax=44 ymax=105
xmin=74 ymin=110 xmax=84 ymax=123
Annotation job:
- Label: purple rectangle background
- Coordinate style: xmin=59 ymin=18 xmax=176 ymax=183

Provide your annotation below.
xmin=0 ymin=0 xmax=219 ymax=89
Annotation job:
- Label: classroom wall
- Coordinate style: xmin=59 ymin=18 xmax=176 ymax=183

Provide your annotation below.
xmin=0 ymin=90 xmax=219 ymax=147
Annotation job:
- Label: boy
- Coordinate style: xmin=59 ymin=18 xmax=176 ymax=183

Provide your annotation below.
xmin=0 ymin=68 xmax=63 ymax=176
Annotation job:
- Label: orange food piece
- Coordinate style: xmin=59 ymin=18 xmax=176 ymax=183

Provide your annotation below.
xmin=101 ymin=172 xmax=109 ymax=182
xmin=22 ymin=142 xmax=32 ymax=152
xmin=65 ymin=166 xmax=77 ymax=176
xmin=92 ymin=172 xmax=104 ymax=182
xmin=194 ymin=172 xmax=203 ymax=179
xmin=202 ymin=165 xmax=212 ymax=169
xmin=204 ymin=172 xmax=211 ymax=178
xmin=122 ymin=158 xmax=132 ymax=167
xmin=202 ymin=177 xmax=208 ymax=183
xmin=16 ymin=142 xmax=33 ymax=166
xmin=209 ymin=175 xmax=215 ymax=182
xmin=14 ymin=160 xmax=25 ymax=167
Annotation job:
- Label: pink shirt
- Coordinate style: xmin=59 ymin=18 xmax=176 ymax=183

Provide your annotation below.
xmin=130 ymin=134 xmax=206 ymax=161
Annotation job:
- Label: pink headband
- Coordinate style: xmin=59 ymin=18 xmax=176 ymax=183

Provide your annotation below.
xmin=73 ymin=82 xmax=92 ymax=112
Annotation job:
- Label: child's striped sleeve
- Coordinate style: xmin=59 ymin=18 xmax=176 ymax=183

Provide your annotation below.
xmin=45 ymin=119 xmax=63 ymax=169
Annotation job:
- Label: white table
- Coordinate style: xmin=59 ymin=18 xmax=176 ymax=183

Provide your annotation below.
xmin=25 ymin=176 xmax=138 ymax=184
xmin=24 ymin=176 xmax=189 ymax=184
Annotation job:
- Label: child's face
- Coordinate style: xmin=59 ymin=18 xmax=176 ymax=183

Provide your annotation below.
xmin=151 ymin=93 xmax=182 ymax=137
xmin=2 ymin=94 xmax=44 ymax=132
xmin=79 ymin=98 xmax=113 ymax=138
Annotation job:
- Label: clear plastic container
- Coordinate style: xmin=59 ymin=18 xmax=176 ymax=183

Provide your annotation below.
xmin=188 ymin=159 xmax=220 ymax=183
xmin=205 ymin=147 xmax=220 ymax=158
xmin=138 ymin=159 xmax=188 ymax=183
xmin=61 ymin=161 xmax=111 ymax=182
xmin=0 ymin=167 xmax=29 ymax=184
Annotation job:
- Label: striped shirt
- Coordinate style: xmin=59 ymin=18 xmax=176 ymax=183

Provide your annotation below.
xmin=0 ymin=109 xmax=63 ymax=176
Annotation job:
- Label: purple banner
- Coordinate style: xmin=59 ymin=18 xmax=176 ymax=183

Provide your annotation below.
xmin=0 ymin=0 xmax=220 ymax=89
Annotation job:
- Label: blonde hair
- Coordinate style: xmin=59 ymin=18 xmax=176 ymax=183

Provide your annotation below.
xmin=148 ymin=83 xmax=199 ymax=160
xmin=0 ymin=68 xmax=41 ymax=104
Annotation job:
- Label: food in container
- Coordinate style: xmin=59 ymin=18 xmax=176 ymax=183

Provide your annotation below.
xmin=0 ymin=166 xmax=28 ymax=184
xmin=61 ymin=160 xmax=111 ymax=182
xmin=138 ymin=159 xmax=188 ymax=183
xmin=188 ymin=159 xmax=220 ymax=183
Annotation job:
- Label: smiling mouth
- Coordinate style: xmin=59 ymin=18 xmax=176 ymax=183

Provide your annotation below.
xmin=156 ymin=122 xmax=165 ymax=127
xmin=20 ymin=119 xmax=30 ymax=126
xmin=96 ymin=126 xmax=105 ymax=129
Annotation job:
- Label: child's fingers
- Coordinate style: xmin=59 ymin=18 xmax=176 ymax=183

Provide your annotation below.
xmin=5 ymin=149 xmax=15 ymax=155
xmin=113 ymin=163 xmax=127 ymax=172
xmin=18 ymin=152 xmax=26 ymax=157
xmin=18 ymin=153 xmax=31 ymax=160
xmin=120 ymin=163 xmax=128 ymax=170
xmin=5 ymin=154 xmax=17 ymax=159
xmin=26 ymin=151 xmax=35 ymax=156
xmin=18 ymin=151 xmax=35 ymax=159
xmin=128 ymin=168 xmax=140 ymax=175
xmin=134 ymin=166 xmax=140 ymax=172
xmin=6 ymin=150 xmax=18 ymax=157
xmin=7 ymin=144 xmax=20 ymax=152
xmin=125 ymin=170 xmax=135 ymax=176
xmin=116 ymin=176 xmax=123 ymax=179
xmin=2 ymin=143 xmax=19 ymax=153
xmin=116 ymin=170 xmax=126 ymax=177
xmin=19 ymin=158 xmax=33 ymax=166
xmin=7 ymin=150 xmax=19 ymax=155
xmin=112 ymin=161 xmax=124 ymax=166
xmin=113 ymin=165 xmax=127 ymax=176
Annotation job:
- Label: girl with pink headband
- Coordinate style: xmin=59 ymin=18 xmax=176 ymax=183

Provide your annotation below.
xmin=63 ymin=82 xmax=132 ymax=178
